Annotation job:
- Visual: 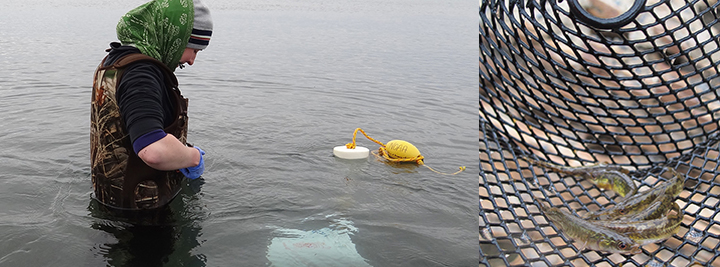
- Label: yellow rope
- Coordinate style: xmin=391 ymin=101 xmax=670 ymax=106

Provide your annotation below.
xmin=423 ymin=165 xmax=466 ymax=175
xmin=345 ymin=128 xmax=466 ymax=176
xmin=345 ymin=128 xmax=385 ymax=149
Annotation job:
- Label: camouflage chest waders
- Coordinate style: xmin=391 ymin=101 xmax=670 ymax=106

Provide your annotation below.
xmin=91 ymin=53 xmax=188 ymax=211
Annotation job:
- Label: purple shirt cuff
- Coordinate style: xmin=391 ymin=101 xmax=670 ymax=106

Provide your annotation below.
xmin=133 ymin=129 xmax=168 ymax=155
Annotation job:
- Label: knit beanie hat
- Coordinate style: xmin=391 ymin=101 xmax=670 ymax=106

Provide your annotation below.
xmin=187 ymin=0 xmax=213 ymax=50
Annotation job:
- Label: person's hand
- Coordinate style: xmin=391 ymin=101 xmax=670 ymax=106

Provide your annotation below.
xmin=180 ymin=146 xmax=205 ymax=179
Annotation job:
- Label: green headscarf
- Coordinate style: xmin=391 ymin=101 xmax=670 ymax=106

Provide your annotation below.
xmin=116 ymin=0 xmax=194 ymax=70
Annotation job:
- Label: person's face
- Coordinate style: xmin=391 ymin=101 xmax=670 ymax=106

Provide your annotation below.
xmin=179 ymin=48 xmax=200 ymax=67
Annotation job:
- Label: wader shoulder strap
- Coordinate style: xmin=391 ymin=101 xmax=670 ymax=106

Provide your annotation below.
xmin=103 ymin=53 xmax=179 ymax=88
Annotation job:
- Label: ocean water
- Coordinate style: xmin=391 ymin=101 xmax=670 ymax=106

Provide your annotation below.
xmin=0 ymin=0 xmax=477 ymax=266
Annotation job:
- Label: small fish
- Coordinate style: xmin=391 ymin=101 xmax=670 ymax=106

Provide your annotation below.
xmin=594 ymin=203 xmax=682 ymax=246
xmin=585 ymin=170 xmax=684 ymax=221
xmin=525 ymin=157 xmax=637 ymax=197
xmin=615 ymin=194 xmax=677 ymax=221
xmin=540 ymin=203 xmax=642 ymax=254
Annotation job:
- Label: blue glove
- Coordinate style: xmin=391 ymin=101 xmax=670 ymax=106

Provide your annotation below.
xmin=180 ymin=146 xmax=205 ymax=180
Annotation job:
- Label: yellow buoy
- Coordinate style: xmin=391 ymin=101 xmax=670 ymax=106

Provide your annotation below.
xmin=384 ymin=140 xmax=422 ymax=161
xmin=336 ymin=128 xmax=465 ymax=175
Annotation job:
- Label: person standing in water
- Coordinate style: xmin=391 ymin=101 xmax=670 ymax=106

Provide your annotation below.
xmin=91 ymin=0 xmax=213 ymax=210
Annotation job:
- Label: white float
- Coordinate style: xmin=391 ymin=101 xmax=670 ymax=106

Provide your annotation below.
xmin=333 ymin=146 xmax=369 ymax=159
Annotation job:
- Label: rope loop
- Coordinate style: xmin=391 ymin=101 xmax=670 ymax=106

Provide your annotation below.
xmin=346 ymin=128 xmax=386 ymax=150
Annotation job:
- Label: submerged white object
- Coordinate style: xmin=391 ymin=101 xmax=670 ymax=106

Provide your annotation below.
xmin=333 ymin=146 xmax=369 ymax=159
xmin=267 ymin=216 xmax=371 ymax=267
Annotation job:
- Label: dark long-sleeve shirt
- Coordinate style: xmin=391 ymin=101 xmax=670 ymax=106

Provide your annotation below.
xmin=103 ymin=42 xmax=176 ymax=154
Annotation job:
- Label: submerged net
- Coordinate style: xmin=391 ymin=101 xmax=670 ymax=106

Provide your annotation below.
xmin=479 ymin=0 xmax=720 ymax=265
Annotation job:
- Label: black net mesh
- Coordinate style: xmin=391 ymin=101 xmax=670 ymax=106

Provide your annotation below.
xmin=479 ymin=0 xmax=720 ymax=265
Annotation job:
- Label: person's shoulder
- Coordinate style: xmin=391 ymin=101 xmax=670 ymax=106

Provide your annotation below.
xmin=105 ymin=45 xmax=167 ymax=86
xmin=104 ymin=43 xmax=142 ymax=67
xmin=123 ymin=61 xmax=165 ymax=85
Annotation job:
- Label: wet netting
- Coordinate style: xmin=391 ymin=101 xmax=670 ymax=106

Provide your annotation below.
xmin=479 ymin=0 xmax=720 ymax=266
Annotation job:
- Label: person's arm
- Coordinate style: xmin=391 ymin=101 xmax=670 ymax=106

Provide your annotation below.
xmin=138 ymin=134 xmax=201 ymax=171
xmin=118 ymin=62 xmax=201 ymax=171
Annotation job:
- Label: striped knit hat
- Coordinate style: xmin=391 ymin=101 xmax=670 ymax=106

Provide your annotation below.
xmin=187 ymin=0 xmax=213 ymax=50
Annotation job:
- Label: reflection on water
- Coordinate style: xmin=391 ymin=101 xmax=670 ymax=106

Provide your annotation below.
xmin=267 ymin=214 xmax=370 ymax=267
xmin=88 ymin=179 xmax=207 ymax=267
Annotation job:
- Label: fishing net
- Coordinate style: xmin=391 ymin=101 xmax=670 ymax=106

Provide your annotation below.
xmin=479 ymin=0 xmax=720 ymax=265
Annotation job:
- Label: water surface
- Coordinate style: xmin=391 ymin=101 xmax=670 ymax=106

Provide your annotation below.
xmin=0 ymin=0 xmax=476 ymax=266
